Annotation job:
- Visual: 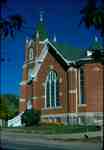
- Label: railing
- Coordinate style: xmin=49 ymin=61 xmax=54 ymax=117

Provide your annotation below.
xmin=8 ymin=113 xmax=23 ymax=127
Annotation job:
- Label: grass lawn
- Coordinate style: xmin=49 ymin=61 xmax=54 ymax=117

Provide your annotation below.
xmin=1 ymin=124 xmax=100 ymax=134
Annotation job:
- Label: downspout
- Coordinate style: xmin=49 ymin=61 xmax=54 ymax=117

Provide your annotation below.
xmin=75 ymin=69 xmax=78 ymax=113
xmin=67 ymin=70 xmax=69 ymax=123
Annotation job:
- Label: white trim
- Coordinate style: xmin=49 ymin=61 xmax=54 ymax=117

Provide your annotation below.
xmin=22 ymin=64 xmax=27 ymax=68
xmin=93 ymin=66 xmax=100 ymax=72
xmin=20 ymin=98 xmax=25 ymax=102
xmin=27 ymin=39 xmax=34 ymax=48
xmin=32 ymin=96 xmax=39 ymax=100
xmin=75 ymin=70 xmax=78 ymax=113
xmin=78 ymin=57 xmax=92 ymax=61
xmin=41 ymin=112 xmax=103 ymax=118
xmin=27 ymin=99 xmax=32 ymax=110
xmin=69 ymin=90 xmax=76 ymax=94
xmin=39 ymin=38 xmax=48 ymax=44
xmin=87 ymin=50 xmax=92 ymax=56
xmin=54 ymin=79 xmax=56 ymax=107
xmin=49 ymin=76 xmax=52 ymax=108
xmin=68 ymin=67 xmax=77 ymax=71
xmin=32 ymin=43 xmax=48 ymax=80
xmin=47 ymin=40 xmax=69 ymax=64
xmin=19 ymin=80 xmax=28 ymax=86
xmin=42 ymin=106 xmax=62 ymax=110
xmin=78 ymin=104 xmax=87 ymax=107
xmin=45 ymin=71 xmax=60 ymax=109
xmin=23 ymin=61 xmax=35 ymax=67
xmin=41 ymin=113 xmax=78 ymax=118
xmin=29 ymin=47 xmax=34 ymax=61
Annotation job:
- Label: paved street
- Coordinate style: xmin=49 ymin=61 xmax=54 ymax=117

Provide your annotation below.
xmin=0 ymin=131 xmax=102 ymax=150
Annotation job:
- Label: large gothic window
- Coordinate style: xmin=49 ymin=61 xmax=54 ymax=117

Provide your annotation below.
xmin=45 ymin=71 xmax=60 ymax=108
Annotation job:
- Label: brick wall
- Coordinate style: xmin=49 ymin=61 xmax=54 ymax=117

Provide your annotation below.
xmin=85 ymin=63 xmax=103 ymax=112
xmin=31 ymin=51 xmax=67 ymax=114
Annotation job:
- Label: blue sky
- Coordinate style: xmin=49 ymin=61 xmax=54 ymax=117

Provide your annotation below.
xmin=0 ymin=0 xmax=99 ymax=95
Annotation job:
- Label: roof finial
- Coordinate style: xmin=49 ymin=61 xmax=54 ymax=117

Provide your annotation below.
xmin=36 ymin=31 xmax=39 ymax=39
xmin=95 ymin=35 xmax=98 ymax=42
xmin=40 ymin=11 xmax=44 ymax=23
xmin=53 ymin=33 xmax=56 ymax=42
xmin=26 ymin=37 xmax=29 ymax=44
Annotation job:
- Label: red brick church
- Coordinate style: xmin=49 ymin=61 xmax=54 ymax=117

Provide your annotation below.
xmin=19 ymin=15 xmax=103 ymax=125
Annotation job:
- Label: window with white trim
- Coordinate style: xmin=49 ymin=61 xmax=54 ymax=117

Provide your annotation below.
xmin=27 ymin=100 xmax=32 ymax=110
xmin=29 ymin=47 xmax=34 ymax=60
xmin=45 ymin=71 xmax=60 ymax=108
xmin=28 ymin=67 xmax=34 ymax=80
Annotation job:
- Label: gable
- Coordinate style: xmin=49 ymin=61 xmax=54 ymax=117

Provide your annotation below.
xmin=51 ymin=42 xmax=81 ymax=61
xmin=47 ymin=43 xmax=68 ymax=70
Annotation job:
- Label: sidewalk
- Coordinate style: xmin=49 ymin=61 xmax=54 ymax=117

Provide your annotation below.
xmin=1 ymin=129 xmax=103 ymax=142
xmin=42 ymin=131 xmax=102 ymax=141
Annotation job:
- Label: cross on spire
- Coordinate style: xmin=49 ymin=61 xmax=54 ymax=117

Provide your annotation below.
xmin=40 ymin=11 xmax=44 ymax=22
xmin=95 ymin=35 xmax=98 ymax=42
xmin=53 ymin=33 xmax=57 ymax=42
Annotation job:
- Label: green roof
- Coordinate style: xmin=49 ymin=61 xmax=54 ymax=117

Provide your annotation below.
xmin=51 ymin=42 xmax=81 ymax=61
xmin=35 ymin=22 xmax=48 ymax=41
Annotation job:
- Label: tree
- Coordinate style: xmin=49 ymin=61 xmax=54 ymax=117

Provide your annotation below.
xmin=21 ymin=109 xmax=41 ymax=127
xmin=0 ymin=94 xmax=19 ymax=121
xmin=80 ymin=1 xmax=104 ymax=141
xmin=0 ymin=0 xmax=24 ymax=38
xmin=80 ymin=0 xmax=104 ymax=37
xmin=0 ymin=0 xmax=24 ymax=62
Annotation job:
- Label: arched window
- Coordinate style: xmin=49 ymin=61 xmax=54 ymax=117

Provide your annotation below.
xmin=29 ymin=47 xmax=34 ymax=60
xmin=45 ymin=71 xmax=60 ymax=108
xmin=27 ymin=100 xmax=32 ymax=110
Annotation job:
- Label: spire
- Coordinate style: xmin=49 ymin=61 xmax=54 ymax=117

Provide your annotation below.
xmin=36 ymin=31 xmax=39 ymax=39
xmin=40 ymin=11 xmax=44 ymax=23
xmin=26 ymin=37 xmax=29 ymax=44
xmin=53 ymin=33 xmax=56 ymax=42
xmin=34 ymin=12 xmax=48 ymax=41
xmin=95 ymin=35 xmax=98 ymax=42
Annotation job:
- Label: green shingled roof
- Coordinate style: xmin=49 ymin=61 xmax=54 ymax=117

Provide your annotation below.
xmin=35 ymin=22 xmax=48 ymax=41
xmin=51 ymin=42 xmax=81 ymax=61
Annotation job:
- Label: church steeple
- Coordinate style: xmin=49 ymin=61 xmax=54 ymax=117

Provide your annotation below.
xmin=40 ymin=11 xmax=44 ymax=23
xmin=34 ymin=12 xmax=48 ymax=41
xmin=53 ymin=33 xmax=57 ymax=42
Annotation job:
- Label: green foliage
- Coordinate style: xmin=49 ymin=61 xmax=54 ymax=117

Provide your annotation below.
xmin=80 ymin=0 xmax=104 ymax=37
xmin=21 ymin=109 xmax=41 ymax=127
xmin=3 ymin=124 xmax=100 ymax=134
xmin=0 ymin=94 xmax=19 ymax=120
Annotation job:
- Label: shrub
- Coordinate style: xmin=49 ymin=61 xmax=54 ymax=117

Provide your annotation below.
xmin=21 ymin=109 xmax=41 ymax=127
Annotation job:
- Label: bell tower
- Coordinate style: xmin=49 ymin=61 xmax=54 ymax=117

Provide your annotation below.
xmin=19 ymin=12 xmax=48 ymax=112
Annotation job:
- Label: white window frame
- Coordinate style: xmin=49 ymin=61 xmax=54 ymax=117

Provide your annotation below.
xmin=29 ymin=47 xmax=34 ymax=60
xmin=44 ymin=71 xmax=59 ymax=108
